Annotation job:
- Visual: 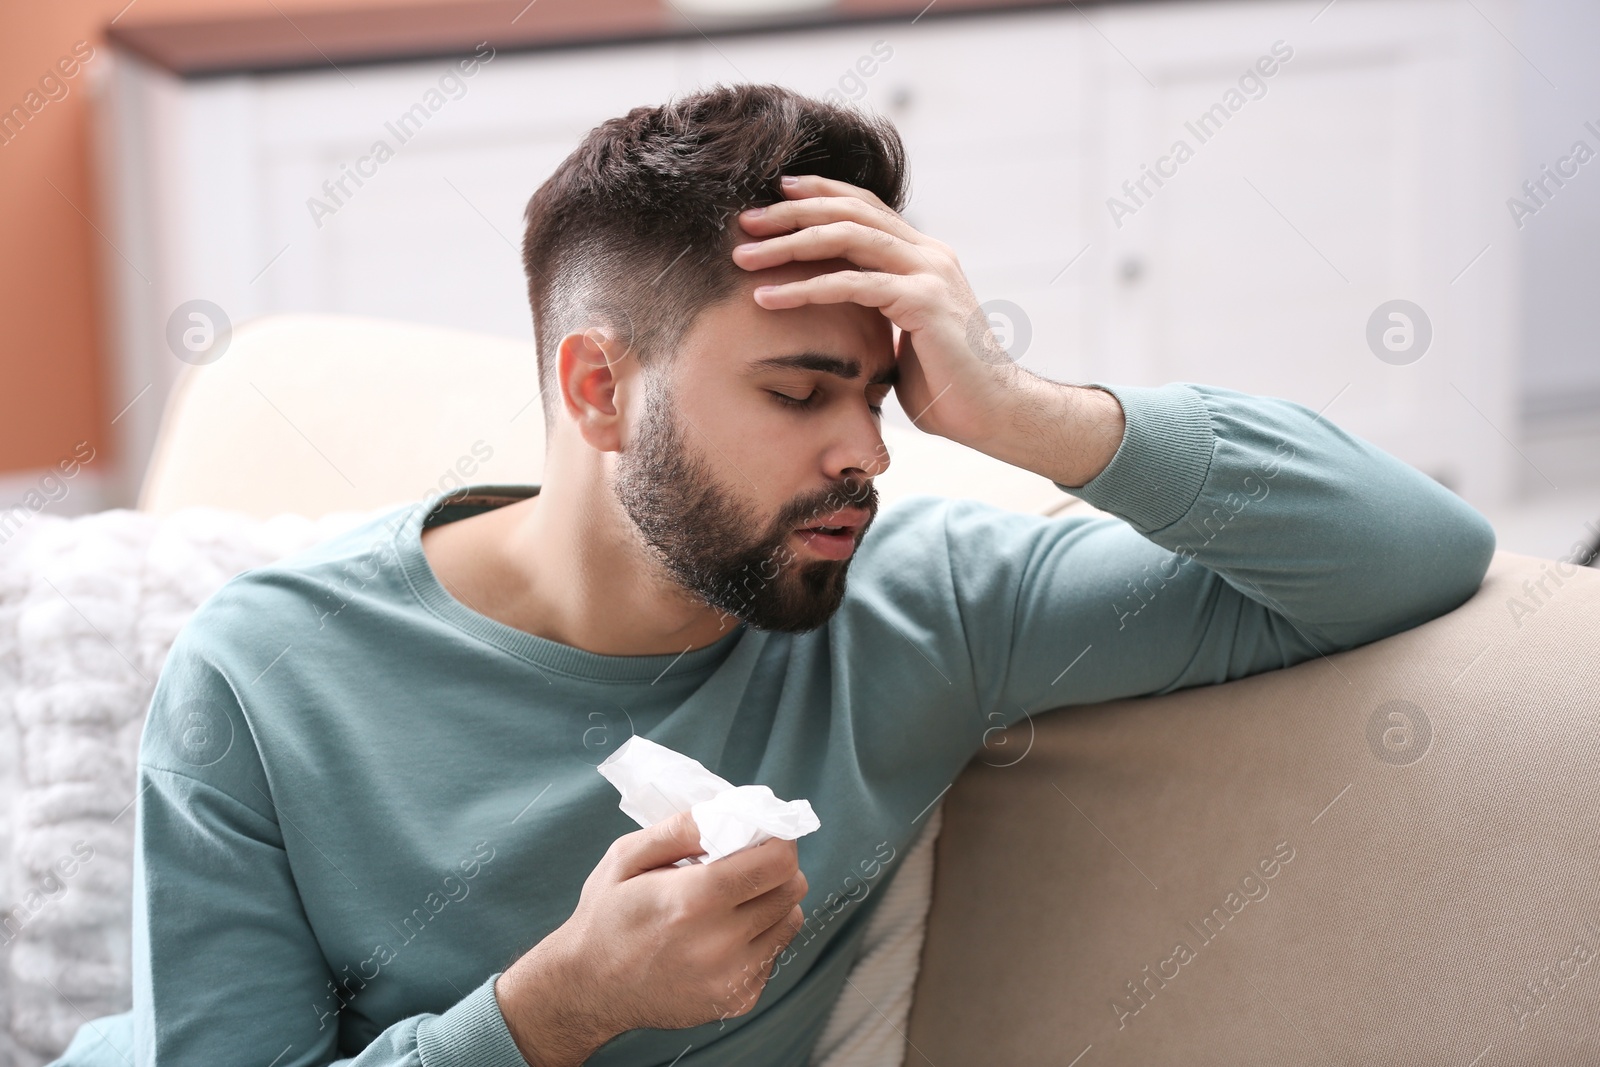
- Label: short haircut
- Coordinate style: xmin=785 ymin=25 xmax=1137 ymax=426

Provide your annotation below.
xmin=520 ymin=82 xmax=910 ymax=427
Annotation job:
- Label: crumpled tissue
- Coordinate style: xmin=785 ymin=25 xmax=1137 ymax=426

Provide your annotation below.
xmin=597 ymin=735 xmax=821 ymax=864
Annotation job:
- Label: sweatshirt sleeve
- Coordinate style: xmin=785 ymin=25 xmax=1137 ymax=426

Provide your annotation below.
xmin=121 ymin=636 xmax=530 ymax=1067
xmin=944 ymin=380 xmax=1496 ymax=725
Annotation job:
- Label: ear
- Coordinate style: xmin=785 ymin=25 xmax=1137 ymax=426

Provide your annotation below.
xmin=558 ymin=326 xmax=633 ymax=453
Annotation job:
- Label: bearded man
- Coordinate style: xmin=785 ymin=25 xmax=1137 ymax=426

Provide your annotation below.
xmin=52 ymin=82 xmax=1493 ymax=1067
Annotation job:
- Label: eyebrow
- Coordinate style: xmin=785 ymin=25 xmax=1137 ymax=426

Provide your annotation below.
xmin=746 ymin=352 xmax=898 ymax=386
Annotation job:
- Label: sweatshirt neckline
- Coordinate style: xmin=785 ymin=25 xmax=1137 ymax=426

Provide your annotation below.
xmin=395 ymin=483 xmax=747 ymax=683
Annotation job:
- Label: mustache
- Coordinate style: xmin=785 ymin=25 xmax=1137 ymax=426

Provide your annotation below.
xmin=780 ymin=474 xmax=877 ymax=531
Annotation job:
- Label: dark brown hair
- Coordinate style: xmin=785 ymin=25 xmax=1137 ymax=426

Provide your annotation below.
xmin=520 ymin=83 xmax=910 ymax=426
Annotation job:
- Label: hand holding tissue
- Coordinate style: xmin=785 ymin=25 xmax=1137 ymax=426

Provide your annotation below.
xmin=597 ymin=736 xmax=821 ymax=863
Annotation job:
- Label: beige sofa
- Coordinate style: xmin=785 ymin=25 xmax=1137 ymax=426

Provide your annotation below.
xmin=140 ymin=315 xmax=1600 ymax=1065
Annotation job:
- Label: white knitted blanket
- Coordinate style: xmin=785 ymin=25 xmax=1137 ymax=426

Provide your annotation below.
xmin=0 ymin=506 xmax=938 ymax=1067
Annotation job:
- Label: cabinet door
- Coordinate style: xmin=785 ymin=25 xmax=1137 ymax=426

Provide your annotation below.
xmin=102 ymin=43 xmax=687 ymax=499
xmin=1085 ymin=0 xmax=1519 ymax=506
xmin=253 ymin=42 xmax=686 ymax=342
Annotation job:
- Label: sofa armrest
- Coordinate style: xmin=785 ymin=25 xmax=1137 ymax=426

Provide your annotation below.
xmin=909 ymin=550 xmax=1600 ymax=1064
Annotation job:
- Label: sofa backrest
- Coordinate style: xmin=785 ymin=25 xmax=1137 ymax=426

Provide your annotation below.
xmin=138 ymin=313 xmax=1070 ymax=520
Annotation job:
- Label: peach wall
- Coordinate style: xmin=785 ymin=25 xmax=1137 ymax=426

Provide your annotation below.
xmin=0 ymin=0 xmax=448 ymax=479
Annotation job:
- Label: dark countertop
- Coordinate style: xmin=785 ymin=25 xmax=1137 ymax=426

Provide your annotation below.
xmin=105 ymin=0 xmax=1097 ymax=78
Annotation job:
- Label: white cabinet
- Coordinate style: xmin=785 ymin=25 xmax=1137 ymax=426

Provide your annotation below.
xmin=1082 ymin=0 xmax=1519 ymax=504
xmin=93 ymin=0 xmax=1522 ymax=508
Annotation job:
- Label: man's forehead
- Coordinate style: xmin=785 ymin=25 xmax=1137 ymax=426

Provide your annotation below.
xmin=701 ymin=242 xmax=895 ymax=381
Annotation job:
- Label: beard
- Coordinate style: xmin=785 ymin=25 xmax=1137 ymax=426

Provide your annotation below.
xmin=611 ymin=375 xmax=878 ymax=634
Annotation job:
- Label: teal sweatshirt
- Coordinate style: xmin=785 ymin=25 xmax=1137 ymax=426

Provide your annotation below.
xmin=51 ymin=382 xmax=1494 ymax=1067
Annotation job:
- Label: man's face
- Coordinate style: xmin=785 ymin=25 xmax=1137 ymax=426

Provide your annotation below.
xmin=611 ymin=254 xmax=895 ymax=634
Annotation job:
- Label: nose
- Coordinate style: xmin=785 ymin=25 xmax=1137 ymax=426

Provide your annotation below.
xmin=825 ymin=406 xmax=890 ymax=496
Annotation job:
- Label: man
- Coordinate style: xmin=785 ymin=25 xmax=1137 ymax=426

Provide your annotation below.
xmin=53 ymin=83 xmax=1494 ymax=1067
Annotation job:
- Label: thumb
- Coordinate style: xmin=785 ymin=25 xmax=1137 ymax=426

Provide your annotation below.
xmin=614 ymin=809 xmax=705 ymax=877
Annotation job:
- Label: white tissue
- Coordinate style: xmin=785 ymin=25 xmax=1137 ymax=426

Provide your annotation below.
xmin=597 ymin=735 xmax=821 ymax=864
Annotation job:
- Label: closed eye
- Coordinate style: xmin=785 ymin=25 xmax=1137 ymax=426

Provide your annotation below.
xmin=769 ymin=389 xmax=885 ymax=417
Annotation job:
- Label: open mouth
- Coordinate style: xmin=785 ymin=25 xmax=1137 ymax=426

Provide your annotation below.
xmin=791 ymin=504 xmax=870 ymax=560
xmin=792 ymin=520 xmax=861 ymax=560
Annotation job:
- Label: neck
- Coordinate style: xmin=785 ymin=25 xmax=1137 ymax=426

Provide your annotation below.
xmin=428 ymin=436 xmax=738 ymax=658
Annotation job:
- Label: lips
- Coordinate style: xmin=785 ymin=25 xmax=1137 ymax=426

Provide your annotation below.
xmin=791 ymin=505 xmax=870 ymax=562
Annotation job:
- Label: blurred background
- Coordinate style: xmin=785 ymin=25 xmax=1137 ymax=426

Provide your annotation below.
xmin=1 ymin=0 xmax=1596 ymax=559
